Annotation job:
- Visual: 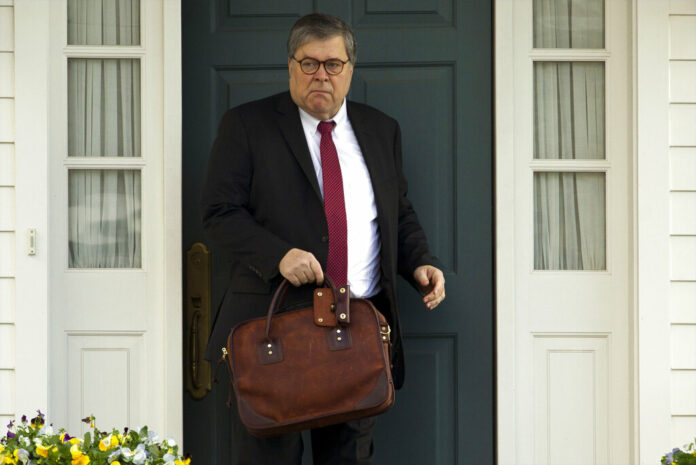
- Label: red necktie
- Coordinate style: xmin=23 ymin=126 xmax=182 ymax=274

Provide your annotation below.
xmin=317 ymin=121 xmax=348 ymax=286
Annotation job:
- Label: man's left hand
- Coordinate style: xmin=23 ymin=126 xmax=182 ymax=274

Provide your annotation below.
xmin=413 ymin=265 xmax=446 ymax=310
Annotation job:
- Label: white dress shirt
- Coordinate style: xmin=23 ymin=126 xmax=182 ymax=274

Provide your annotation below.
xmin=298 ymin=100 xmax=382 ymax=298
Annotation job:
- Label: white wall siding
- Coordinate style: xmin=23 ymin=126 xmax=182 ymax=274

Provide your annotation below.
xmin=669 ymin=0 xmax=696 ymax=445
xmin=0 ymin=0 xmax=15 ymax=424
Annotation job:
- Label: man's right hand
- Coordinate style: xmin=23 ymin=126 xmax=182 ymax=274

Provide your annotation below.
xmin=278 ymin=248 xmax=324 ymax=287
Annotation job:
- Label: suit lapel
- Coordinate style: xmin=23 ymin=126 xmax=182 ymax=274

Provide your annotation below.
xmin=275 ymin=92 xmax=323 ymax=202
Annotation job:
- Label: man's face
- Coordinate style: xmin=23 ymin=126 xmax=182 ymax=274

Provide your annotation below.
xmin=288 ymin=35 xmax=353 ymax=121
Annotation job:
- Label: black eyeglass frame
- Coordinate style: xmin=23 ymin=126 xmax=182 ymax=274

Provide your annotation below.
xmin=291 ymin=56 xmax=351 ymax=75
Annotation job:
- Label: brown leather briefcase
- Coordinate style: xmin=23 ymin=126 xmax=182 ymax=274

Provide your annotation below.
xmin=222 ymin=278 xmax=395 ymax=437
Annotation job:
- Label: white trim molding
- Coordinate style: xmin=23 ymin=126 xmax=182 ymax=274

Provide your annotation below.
xmin=13 ymin=0 xmax=50 ymax=418
xmin=163 ymin=0 xmax=183 ymax=446
xmin=636 ymin=0 xmax=672 ymax=463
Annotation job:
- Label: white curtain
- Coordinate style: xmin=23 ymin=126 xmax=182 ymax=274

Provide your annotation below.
xmin=69 ymin=170 xmax=141 ymax=268
xmin=68 ymin=58 xmax=141 ymax=268
xmin=68 ymin=0 xmax=140 ymax=46
xmin=534 ymin=62 xmax=604 ymax=160
xmin=533 ymin=0 xmax=606 ymax=270
xmin=534 ymin=0 xmax=604 ymax=48
xmin=534 ymin=173 xmax=605 ymax=270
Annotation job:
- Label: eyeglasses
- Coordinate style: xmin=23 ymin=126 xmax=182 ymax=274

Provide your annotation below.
xmin=292 ymin=56 xmax=350 ymax=75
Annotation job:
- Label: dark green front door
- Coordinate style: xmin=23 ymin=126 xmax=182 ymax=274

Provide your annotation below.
xmin=182 ymin=1 xmax=494 ymax=463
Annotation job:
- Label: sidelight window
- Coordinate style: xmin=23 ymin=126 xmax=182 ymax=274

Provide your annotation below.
xmin=532 ymin=0 xmax=607 ymax=270
xmin=66 ymin=0 xmax=142 ymax=269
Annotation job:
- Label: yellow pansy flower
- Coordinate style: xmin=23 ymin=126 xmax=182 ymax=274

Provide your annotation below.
xmin=98 ymin=436 xmax=110 ymax=451
xmin=2 ymin=455 xmax=16 ymax=465
xmin=98 ymin=434 xmax=118 ymax=451
xmin=112 ymin=462 xmax=121 ymax=465
xmin=36 ymin=444 xmax=50 ymax=458
xmin=69 ymin=438 xmax=81 ymax=445
xmin=70 ymin=443 xmax=84 ymax=459
xmin=175 ymin=458 xmax=191 ymax=465
xmin=0 ymin=444 xmax=4 ymax=453
xmin=71 ymin=455 xmax=90 ymax=465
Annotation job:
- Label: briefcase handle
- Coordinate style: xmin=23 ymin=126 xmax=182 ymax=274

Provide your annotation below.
xmin=264 ymin=276 xmax=350 ymax=340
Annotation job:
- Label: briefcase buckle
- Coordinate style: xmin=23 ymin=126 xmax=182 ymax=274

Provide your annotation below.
xmin=380 ymin=325 xmax=391 ymax=342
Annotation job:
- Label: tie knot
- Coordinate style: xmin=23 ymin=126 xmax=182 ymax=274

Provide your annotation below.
xmin=317 ymin=121 xmax=336 ymax=136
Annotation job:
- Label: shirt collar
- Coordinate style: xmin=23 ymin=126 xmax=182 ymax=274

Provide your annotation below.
xmin=298 ymin=98 xmax=348 ymax=132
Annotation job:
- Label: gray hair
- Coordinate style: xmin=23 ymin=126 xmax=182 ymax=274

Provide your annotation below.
xmin=287 ymin=14 xmax=357 ymax=64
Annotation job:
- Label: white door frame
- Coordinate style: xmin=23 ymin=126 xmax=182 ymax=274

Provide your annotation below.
xmin=493 ymin=1 xmax=517 ymax=462
xmin=162 ymin=0 xmax=183 ymax=443
xmin=13 ymin=0 xmax=182 ymax=443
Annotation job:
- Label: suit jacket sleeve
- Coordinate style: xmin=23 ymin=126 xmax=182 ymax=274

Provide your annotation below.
xmin=201 ymin=108 xmax=292 ymax=282
xmin=393 ymin=121 xmax=440 ymax=288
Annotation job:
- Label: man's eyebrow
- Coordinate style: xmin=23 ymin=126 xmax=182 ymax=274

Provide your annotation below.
xmin=296 ymin=55 xmax=348 ymax=61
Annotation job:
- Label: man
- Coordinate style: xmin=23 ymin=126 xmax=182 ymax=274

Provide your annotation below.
xmin=202 ymin=13 xmax=445 ymax=465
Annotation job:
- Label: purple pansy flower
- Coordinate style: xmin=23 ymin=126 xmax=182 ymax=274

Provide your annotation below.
xmin=666 ymin=447 xmax=680 ymax=464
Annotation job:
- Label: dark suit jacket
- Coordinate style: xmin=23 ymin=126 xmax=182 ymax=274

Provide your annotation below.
xmin=201 ymin=91 xmax=434 ymax=389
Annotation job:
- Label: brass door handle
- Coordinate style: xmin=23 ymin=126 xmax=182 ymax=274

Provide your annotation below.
xmin=185 ymin=243 xmax=212 ymax=400
xmin=191 ymin=310 xmax=200 ymax=389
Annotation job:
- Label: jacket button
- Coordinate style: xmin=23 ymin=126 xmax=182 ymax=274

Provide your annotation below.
xmin=321 ymin=235 xmax=329 ymax=242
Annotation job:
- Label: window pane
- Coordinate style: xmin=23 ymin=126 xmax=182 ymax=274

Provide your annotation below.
xmin=68 ymin=58 xmax=141 ymax=157
xmin=534 ymin=62 xmax=604 ymax=159
xmin=534 ymin=172 xmax=605 ymax=270
xmin=68 ymin=0 xmax=140 ymax=45
xmin=69 ymin=169 xmax=141 ymax=268
xmin=534 ymin=0 xmax=604 ymax=48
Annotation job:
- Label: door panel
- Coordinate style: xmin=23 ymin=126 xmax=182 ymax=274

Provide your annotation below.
xmin=504 ymin=0 xmax=632 ymax=463
xmin=182 ymin=1 xmax=493 ymax=463
xmin=49 ymin=0 xmax=168 ymax=436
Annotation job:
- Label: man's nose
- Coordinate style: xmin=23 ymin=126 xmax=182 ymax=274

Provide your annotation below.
xmin=313 ymin=64 xmax=330 ymax=80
